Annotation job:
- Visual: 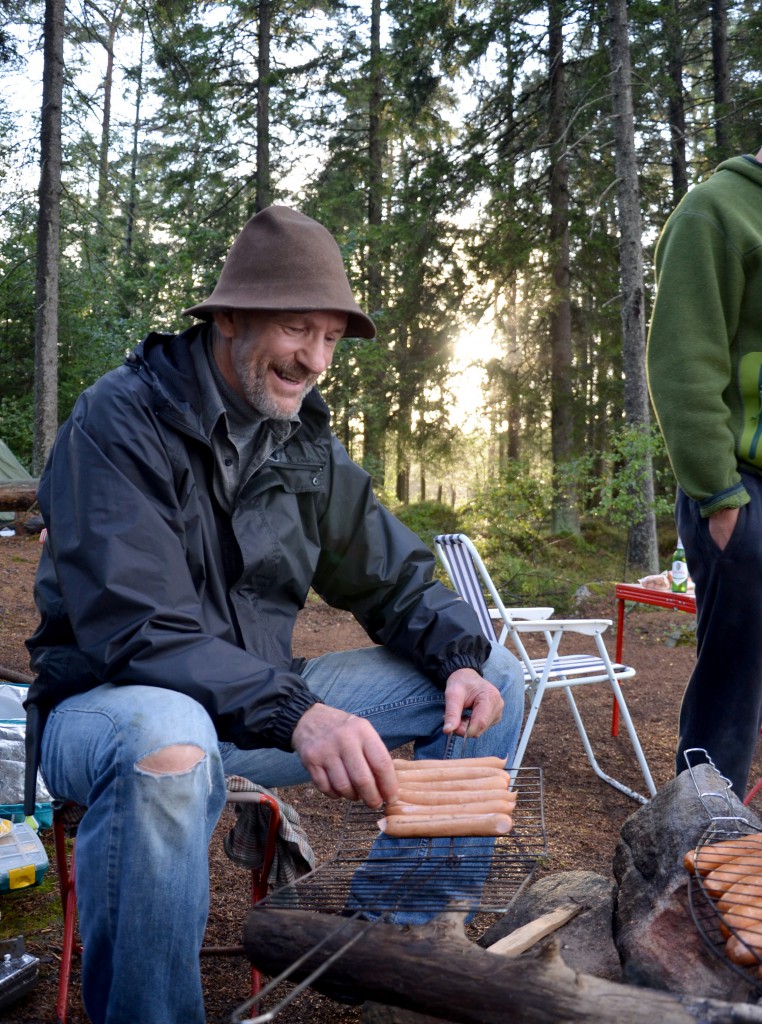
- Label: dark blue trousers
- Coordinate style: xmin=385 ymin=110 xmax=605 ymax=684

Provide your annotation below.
xmin=676 ymin=471 xmax=762 ymax=797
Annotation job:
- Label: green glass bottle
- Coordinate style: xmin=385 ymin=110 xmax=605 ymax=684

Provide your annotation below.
xmin=671 ymin=538 xmax=688 ymax=593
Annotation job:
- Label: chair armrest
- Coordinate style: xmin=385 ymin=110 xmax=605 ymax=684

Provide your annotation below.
xmin=489 ymin=606 xmax=555 ymax=621
xmin=226 ymin=791 xmax=269 ymax=806
xmin=509 ymin=618 xmax=612 ymax=635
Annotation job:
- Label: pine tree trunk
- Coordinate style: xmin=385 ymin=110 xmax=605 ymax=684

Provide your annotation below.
xmin=33 ymin=0 xmax=65 ymax=475
xmin=95 ymin=1 xmax=127 ymax=212
xmin=124 ymin=21 xmax=145 ymax=264
xmin=710 ymin=0 xmax=731 ymax=157
xmin=607 ymin=0 xmax=658 ymax=574
xmin=362 ymin=0 xmax=387 ymax=487
xmin=547 ymin=0 xmax=579 ymax=537
xmin=255 ymin=0 xmax=272 ymax=213
xmin=665 ymin=0 xmax=688 ymax=202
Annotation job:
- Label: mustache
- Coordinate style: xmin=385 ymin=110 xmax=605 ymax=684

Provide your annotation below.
xmin=272 ymin=362 xmax=317 ymax=385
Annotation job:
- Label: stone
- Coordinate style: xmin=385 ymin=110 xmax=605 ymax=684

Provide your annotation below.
xmin=613 ymin=760 xmax=762 ymax=1001
xmin=478 ymin=869 xmax=622 ymax=980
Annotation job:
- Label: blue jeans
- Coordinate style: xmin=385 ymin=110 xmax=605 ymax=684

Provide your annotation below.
xmin=41 ymin=643 xmax=523 ymax=1024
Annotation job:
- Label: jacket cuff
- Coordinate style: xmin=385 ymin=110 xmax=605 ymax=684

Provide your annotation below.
xmin=427 ymin=636 xmax=491 ymax=688
xmin=698 ymin=483 xmax=750 ymax=518
xmin=270 ymin=688 xmax=323 ymax=751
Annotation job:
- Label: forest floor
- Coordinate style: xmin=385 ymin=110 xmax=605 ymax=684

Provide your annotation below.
xmin=1 ymin=528 xmax=760 ymax=1023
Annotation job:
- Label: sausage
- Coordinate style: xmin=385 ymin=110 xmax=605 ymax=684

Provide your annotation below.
xmin=393 ymin=756 xmax=508 ymax=772
xmin=378 ymin=812 xmax=514 ymax=838
xmin=395 ymin=787 xmax=518 ymax=807
xmin=726 ymin=932 xmax=762 ymax=966
xmin=385 ymin=798 xmax=516 ymax=817
xmin=720 ymin=899 xmax=762 ymax=934
xmin=392 ymin=766 xmax=510 ymax=784
xmin=702 ymin=862 xmax=761 ymax=899
xmin=394 ymin=772 xmax=509 ymax=790
xmin=717 ymin=873 xmax=762 ymax=912
xmin=683 ymin=832 xmax=762 ymax=875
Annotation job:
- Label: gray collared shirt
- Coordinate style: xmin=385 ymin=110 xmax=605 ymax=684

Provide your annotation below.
xmin=190 ymin=330 xmax=299 ymax=513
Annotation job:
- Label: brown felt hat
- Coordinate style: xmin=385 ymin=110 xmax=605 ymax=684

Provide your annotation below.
xmin=183 ymin=205 xmax=376 ymax=339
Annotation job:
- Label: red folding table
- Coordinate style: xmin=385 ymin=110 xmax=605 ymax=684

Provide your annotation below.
xmin=612 ymin=583 xmax=696 ymax=735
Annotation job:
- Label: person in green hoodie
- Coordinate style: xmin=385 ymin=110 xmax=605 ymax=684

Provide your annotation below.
xmin=647 ymin=146 xmax=762 ymax=798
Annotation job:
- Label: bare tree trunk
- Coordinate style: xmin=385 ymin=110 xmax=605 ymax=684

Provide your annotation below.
xmin=125 ymin=20 xmax=145 ymax=260
xmin=367 ymin=0 xmax=383 ymax=252
xmin=362 ymin=0 xmax=386 ymax=486
xmin=494 ymin=11 xmax=521 ymax=469
xmin=665 ymin=0 xmax=688 ymax=201
xmin=710 ymin=0 xmax=730 ymax=157
xmin=255 ymin=0 xmax=272 ymax=213
xmin=33 ymin=0 xmax=65 ymax=475
xmin=91 ymin=0 xmax=128 ymax=212
xmin=607 ymin=0 xmax=658 ymax=574
xmin=547 ymin=0 xmax=579 ymax=537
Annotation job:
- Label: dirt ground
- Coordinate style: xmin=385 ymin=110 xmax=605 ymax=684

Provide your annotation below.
xmin=0 ymin=527 xmax=760 ymax=1023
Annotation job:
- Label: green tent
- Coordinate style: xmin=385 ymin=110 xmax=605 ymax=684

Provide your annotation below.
xmin=0 ymin=439 xmax=32 ymax=523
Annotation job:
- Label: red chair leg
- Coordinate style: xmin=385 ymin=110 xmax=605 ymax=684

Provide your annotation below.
xmin=52 ymin=792 xmax=282 ymax=1017
xmin=53 ymin=812 xmax=79 ymax=1024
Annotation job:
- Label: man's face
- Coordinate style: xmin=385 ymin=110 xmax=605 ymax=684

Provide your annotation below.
xmin=212 ymin=309 xmax=347 ymax=419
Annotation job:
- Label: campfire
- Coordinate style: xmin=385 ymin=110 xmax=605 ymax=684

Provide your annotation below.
xmin=238 ymin=761 xmax=762 ymax=1024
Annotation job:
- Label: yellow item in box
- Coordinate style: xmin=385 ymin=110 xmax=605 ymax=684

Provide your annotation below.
xmin=0 ymin=821 xmax=48 ymax=892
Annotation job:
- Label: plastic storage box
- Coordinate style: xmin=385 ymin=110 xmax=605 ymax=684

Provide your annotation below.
xmin=0 ymin=819 xmax=48 ymax=891
xmin=0 ymin=681 xmax=53 ymax=828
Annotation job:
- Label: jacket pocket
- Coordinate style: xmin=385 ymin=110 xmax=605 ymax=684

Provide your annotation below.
xmin=246 ymin=458 xmax=326 ymax=497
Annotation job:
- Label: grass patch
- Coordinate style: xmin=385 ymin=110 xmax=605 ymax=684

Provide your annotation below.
xmin=0 ymin=833 xmax=61 ymax=941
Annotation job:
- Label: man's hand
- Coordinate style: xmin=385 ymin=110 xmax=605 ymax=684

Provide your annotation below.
xmin=708 ymin=507 xmax=739 ymax=551
xmin=291 ymin=703 xmax=397 ymax=809
xmin=442 ymin=667 xmax=504 ymax=738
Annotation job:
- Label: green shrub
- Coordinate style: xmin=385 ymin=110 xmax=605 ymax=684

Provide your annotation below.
xmin=391 ymin=500 xmax=461 ymax=548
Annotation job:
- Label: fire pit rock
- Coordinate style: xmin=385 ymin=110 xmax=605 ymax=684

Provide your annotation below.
xmin=614 ymin=760 xmax=762 ymax=1001
xmin=478 ymin=869 xmax=621 ymax=980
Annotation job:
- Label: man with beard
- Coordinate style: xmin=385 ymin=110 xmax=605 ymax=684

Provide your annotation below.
xmin=25 ymin=206 xmax=524 ymax=1024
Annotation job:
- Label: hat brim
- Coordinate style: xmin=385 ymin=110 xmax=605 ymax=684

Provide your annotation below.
xmin=182 ymin=301 xmax=376 ymax=340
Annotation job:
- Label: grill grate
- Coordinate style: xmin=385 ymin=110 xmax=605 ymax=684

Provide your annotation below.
xmin=684 ymin=750 xmax=762 ymax=995
xmin=688 ymin=822 xmax=762 ymax=995
xmin=257 ymin=765 xmax=546 ymax=917
xmin=233 ymin=767 xmax=546 ymax=1023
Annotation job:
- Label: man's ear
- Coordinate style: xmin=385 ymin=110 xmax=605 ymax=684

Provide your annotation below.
xmin=211 ymin=310 xmax=236 ymax=339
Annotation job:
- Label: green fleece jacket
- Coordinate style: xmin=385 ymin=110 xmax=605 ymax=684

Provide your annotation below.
xmin=647 ymin=154 xmax=762 ymax=516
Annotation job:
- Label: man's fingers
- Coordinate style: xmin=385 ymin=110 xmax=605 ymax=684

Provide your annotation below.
xmin=443 ymin=670 xmax=505 ymax=737
xmin=443 ymin=688 xmax=467 ymax=734
xmin=319 ymin=761 xmax=361 ymax=802
xmin=467 ymin=691 xmax=504 ymax=736
xmin=293 ymin=704 xmax=396 ymax=808
xmin=308 ymin=764 xmax=344 ymax=800
xmin=364 ymin=741 xmax=398 ymax=806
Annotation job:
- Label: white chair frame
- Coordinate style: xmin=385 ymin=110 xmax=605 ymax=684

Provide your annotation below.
xmin=435 ymin=533 xmax=656 ymax=804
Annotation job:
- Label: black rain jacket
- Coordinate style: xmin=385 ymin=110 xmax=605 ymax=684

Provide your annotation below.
xmin=25 ymin=324 xmax=490 ymax=753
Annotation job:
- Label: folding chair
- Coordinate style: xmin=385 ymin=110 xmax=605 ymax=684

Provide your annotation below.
xmin=435 ymin=533 xmax=656 ymax=804
xmin=51 ymin=781 xmax=280 ymax=1024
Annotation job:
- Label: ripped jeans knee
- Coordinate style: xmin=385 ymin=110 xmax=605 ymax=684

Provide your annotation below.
xmin=137 ymin=743 xmax=206 ymax=776
xmin=40 ymin=684 xmax=227 ymax=817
